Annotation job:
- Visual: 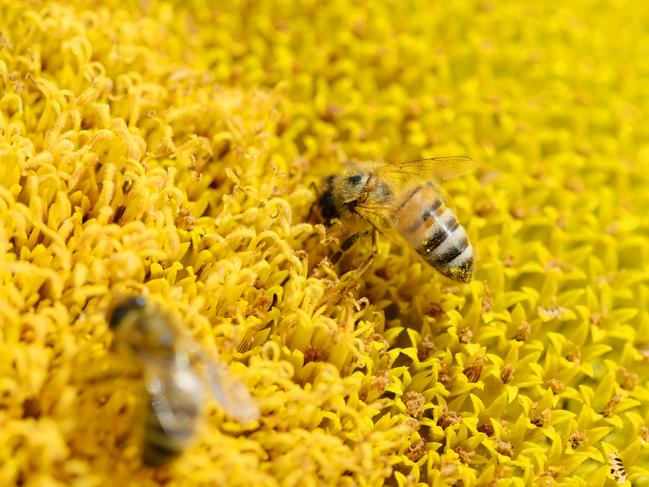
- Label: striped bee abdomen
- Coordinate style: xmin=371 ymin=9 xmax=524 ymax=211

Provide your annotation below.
xmin=141 ymin=374 xmax=203 ymax=467
xmin=142 ymin=406 xmax=197 ymax=466
xmin=394 ymin=184 xmax=474 ymax=282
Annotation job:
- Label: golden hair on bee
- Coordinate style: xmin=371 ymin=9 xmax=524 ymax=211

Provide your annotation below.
xmin=316 ymin=156 xmax=476 ymax=282
xmin=107 ymin=296 xmax=259 ymax=466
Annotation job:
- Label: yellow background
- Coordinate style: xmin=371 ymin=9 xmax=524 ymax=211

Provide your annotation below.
xmin=0 ymin=0 xmax=648 ymax=485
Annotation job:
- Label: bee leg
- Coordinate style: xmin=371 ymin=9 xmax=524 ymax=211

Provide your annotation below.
xmin=85 ymin=372 xmax=120 ymax=384
xmin=330 ymin=231 xmax=369 ymax=265
xmin=355 ymin=228 xmax=379 ymax=274
xmin=86 ymin=369 xmax=141 ymax=384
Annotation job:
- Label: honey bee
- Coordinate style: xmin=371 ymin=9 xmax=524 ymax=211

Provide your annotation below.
xmin=316 ymin=157 xmax=476 ymax=282
xmin=108 ymin=296 xmax=259 ymax=466
xmin=608 ymin=452 xmax=627 ymax=484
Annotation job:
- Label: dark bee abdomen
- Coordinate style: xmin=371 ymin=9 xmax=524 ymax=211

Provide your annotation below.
xmin=394 ymin=184 xmax=474 ymax=282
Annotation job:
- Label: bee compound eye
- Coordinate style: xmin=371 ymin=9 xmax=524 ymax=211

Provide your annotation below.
xmin=346 ymin=175 xmax=363 ymax=186
xmin=108 ymin=295 xmax=148 ymax=329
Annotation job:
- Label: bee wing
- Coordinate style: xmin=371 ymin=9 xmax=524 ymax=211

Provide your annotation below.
xmin=353 ymin=183 xmax=457 ymax=251
xmin=201 ymin=359 xmax=260 ymax=423
xmin=375 ymin=156 xmax=477 ymax=184
xmin=144 ymin=365 xmax=183 ymax=435
xmin=179 ymin=336 xmax=260 ymax=423
xmin=352 ymin=202 xmax=412 ymax=246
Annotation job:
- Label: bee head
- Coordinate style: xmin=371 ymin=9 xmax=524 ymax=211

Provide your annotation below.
xmin=108 ymin=295 xmax=148 ymax=329
xmin=340 ymin=172 xmax=370 ymax=199
xmin=317 ymin=170 xmax=371 ymax=223
xmin=109 ymin=296 xmax=177 ymax=358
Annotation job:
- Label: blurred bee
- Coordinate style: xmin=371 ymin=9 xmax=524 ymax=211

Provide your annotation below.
xmin=608 ymin=452 xmax=627 ymax=484
xmin=108 ymin=296 xmax=259 ymax=467
xmin=316 ymin=157 xmax=476 ymax=282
